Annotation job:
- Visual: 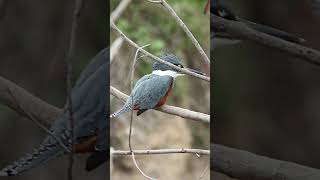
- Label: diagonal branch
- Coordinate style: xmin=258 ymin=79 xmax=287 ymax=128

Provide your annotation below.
xmin=147 ymin=0 xmax=210 ymax=66
xmin=110 ymin=0 xmax=132 ymax=23
xmin=211 ymin=144 xmax=320 ymax=180
xmin=110 ymin=85 xmax=210 ymax=123
xmin=110 ymin=20 xmax=210 ymax=82
xmin=211 ymin=14 xmax=320 ymax=66
xmin=0 ymin=76 xmax=61 ymax=126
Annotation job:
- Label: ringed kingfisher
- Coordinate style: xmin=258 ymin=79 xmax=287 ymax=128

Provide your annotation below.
xmin=206 ymin=0 xmax=305 ymax=49
xmin=0 ymin=47 xmax=109 ymax=176
xmin=110 ymin=54 xmax=205 ymax=118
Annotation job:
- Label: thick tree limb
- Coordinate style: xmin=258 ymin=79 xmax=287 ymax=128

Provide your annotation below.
xmin=0 ymin=76 xmax=61 ymax=127
xmin=110 ymin=85 xmax=210 ymax=123
xmin=211 ymin=144 xmax=320 ymax=180
xmin=112 ymin=148 xmax=210 ymax=156
xmin=211 ymin=14 xmax=320 ymax=66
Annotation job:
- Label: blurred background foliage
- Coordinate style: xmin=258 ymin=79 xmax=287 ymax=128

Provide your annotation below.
xmin=110 ymin=0 xmax=210 ymax=179
xmin=0 ymin=0 xmax=107 ymax=179
xmin=213 ymin=0 xmax=320 ymax=179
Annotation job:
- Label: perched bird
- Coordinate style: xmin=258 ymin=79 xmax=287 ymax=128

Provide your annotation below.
xmin=207 ymin=0 xmax=305 ymax=49
xmin=110 ymin=54 xmax=204 ymax=118
xmin=0 ymin=48 xmax=109 ymax=176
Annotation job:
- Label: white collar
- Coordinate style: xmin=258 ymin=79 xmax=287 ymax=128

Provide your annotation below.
xmin=152 ymin=70 xmax=179 ymax=78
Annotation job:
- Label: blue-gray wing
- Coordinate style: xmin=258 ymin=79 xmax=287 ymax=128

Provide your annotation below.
xmin=74 ymin=47 xmax=109 ymax=88
xmin=131 ymin=74 xmax=173 ymax=110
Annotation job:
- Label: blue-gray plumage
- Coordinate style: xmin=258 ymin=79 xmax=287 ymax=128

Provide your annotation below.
xmin=0 ymin=47 xmax=109 ymax=176
xmin=110 ymin=54 xmax=204 ymax=118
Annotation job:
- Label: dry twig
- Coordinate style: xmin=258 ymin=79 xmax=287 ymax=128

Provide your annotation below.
xmin=112 ymin=148 xmax=210 ymax=156
xmin=147 ymin=0 xmax=210 ymax=66
xmin=110 ymin=0 xmax=132 ymax=23
xmin=65 ymin=0 xmax=83 ymax=179
xmin=110 ymin=21 xmax=210 ymax=82
xmin=110 ymin=37 xmax=124 ymax=63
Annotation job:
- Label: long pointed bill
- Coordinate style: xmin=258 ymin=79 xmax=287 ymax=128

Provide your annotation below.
xmin=185 ymin=68 xmax=206 ymax=76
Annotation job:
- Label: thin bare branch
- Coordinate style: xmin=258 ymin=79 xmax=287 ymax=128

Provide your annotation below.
xmin=211 ymin=14 xmax=320 ymax=66
xmin=128 ymin=44 xmax=157 ymax=180
xmin=110 ymin=21 xmax=210 ymax=82
xmin=65 ymin=0 xmax=83 ymax=178
xmin=110 ymin=86 xmax=210 ymax=123
xmin=110 ymin=36 xmax=124 ymax=63
xmin=147 ymin=0 xmax=210 ymax=66
xmin=0 ymin=76 xmax=61 ymax=126
xmin=110 ymin=0 xmax=132 ymax=23
xmin=112 ymin=148 xmax=210 ymax=156
xmin=131 ymin=152 xmax=156 ymax=180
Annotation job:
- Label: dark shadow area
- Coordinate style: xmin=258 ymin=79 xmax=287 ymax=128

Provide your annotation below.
xmin=0 ymin=0 xmax=109 ymax=179
xmin=212 ymin=0 xmax=320 ymax=177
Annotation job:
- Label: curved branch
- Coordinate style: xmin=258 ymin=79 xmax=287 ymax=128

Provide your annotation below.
xmin=211 ymin=14 xmax=320 ymax=66
xmin=0 ymin=76 xmax=61 ymax=127
xmin=110 ymin=0 xmax=132 ymax=22
xmin=112 ymin=148 xmax=210 ymax=156
xmin=110 ymin=21 xmax=210 ymax=82
xmin=110 ymin=86 xmax=210 ymax=123
xmin=147 ymin=0 xmax=210 ymax=66
xmin=211 ymin=144 xmax=320 ymax=180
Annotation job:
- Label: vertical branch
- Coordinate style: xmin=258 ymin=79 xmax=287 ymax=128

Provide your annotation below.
xmin=65 ymin=0 xmax=83 ymax=179
xmin=127 ymin=45 xmax=157 ymax=180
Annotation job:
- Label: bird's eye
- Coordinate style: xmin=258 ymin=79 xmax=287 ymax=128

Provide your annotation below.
xmin=176 ymin=64 xmax=183 ymax=68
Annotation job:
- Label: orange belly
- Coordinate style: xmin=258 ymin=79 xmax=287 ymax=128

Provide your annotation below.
xmin=73 ymin=136 xmax=97 ymax=153
xmin=156 ymin=86 xmax=172 ymax=106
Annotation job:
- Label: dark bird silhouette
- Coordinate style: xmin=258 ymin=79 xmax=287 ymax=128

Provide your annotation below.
xmin=207 ymin=0 xmax=305 ymax=49
xmin=0 ymin=47 xmax=109 ymax=176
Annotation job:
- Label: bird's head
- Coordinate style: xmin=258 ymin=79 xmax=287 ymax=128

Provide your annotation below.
xmin=152 ymin=54 xmax=205 ymax=78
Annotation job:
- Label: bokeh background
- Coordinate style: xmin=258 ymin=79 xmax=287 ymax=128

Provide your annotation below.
xmin=213 ymin=0 xmax=320 ymax=179
xmin=110 ymin=0 xmax=210 ymax=179
xmin=0 ymin=0 xmax=108 ymax=179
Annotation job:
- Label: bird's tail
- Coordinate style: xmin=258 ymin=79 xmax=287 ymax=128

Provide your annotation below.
xmin=110 ymin=103 xmax=132 ymax=118
xmin=85 ymin=150 xmax=109 ymax=171
xmin=0 ymin=141 xmax=65 ymax=176
xmin=237 ymin=17 xmax=306 ymax=43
